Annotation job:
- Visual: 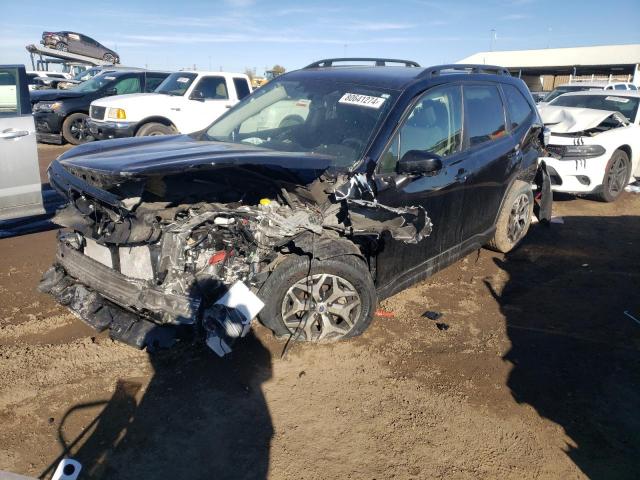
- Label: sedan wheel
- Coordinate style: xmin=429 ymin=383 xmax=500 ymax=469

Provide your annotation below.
xmin=56 ymin=42 xmax=68 ymax=52
xmin=597 ymin=149 xmax=631 ymax=202
xmin=103 ymin=53 xmax=115 ymax=63
xmin=281 ymin=273 xmax=362 ymax=342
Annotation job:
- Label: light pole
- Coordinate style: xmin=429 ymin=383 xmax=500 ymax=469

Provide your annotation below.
xmin=490 ymin=29 xmax=497 ymax=52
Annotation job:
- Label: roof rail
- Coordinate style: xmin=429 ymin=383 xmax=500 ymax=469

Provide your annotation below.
xmin=305 ymin=57 xmax=421 ymax=68
xmin=419 ymin=64 xmax=511 ymax=79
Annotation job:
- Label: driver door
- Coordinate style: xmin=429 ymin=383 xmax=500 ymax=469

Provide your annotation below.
xmin=185 ymin=76 xmax=234 ymax=133
xmin=373 ymin=84 xmax=472 ymax=294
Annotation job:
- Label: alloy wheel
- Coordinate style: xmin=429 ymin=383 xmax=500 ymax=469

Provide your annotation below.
xmin=507 ymin=193 xmax=531 ymax=243
xmin=69 ymin=117 xmax=92 ymax=142
xmin=281 ymin=273 xmax=362 ymax=341
xmin=607 ymin=156 xmax=629 ymax=197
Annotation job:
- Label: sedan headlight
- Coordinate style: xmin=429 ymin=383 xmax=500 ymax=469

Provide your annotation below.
xmin=33 ymin=101 xmax=62 ymax=112
xmin=107 ymin=108 xmax=126 ymax=120
xmin=561 ymin=144 xmax=606 ymax=158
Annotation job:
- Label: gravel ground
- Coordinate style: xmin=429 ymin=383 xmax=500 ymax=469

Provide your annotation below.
xmin=0 ymin=145 xmax=639 ymax=479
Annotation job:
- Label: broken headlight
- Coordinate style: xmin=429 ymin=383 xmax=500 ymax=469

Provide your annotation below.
xmin=561 ymin=144 xmax=606 ymax=158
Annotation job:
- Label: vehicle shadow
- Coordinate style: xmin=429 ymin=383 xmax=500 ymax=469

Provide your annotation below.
xmin=487 ymin=214 xmax=640 ymax=478
xmin=46 ymin=332 xmax=274 ymax=480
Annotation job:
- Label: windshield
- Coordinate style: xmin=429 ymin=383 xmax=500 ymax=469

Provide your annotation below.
xmin=71 ymin=73 xmax=119 ymax=93
xmin=544 ymin=85 xmax=601 ymax=103
xmin=550 ymin=94 xmax=640 ymax=122
xmin=156 ymin=72 xmax=197 ymax=95
xmin=204 ymin=78 xmax=397 ymax=168
xmin=72 ymin=67 xmax=101 ymax=82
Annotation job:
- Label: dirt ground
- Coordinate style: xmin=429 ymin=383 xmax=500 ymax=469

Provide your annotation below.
xmin=1 ymin=145 xmax=639 ymax=479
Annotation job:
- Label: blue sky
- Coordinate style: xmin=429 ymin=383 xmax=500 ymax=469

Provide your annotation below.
xmin=1 ymin=0 xmax=639 ymax=74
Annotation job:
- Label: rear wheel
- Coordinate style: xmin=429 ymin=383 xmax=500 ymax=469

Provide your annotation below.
xmin=62 ymin=113 xmax=94 ymax=145
xmin=55 ymin=42 xmax=68 ymax=52
xmin=136 ymin=122 xmax=176 ymax=137
xmin=595 ymin=149 xmax=631 ymax=202
xmin=487 ymin=180 xmax=534 ymax=253
xmin=103 ymin=53 xmax=115 ymax=63
xmin=258 ymin=255 xmax=376 ymax=342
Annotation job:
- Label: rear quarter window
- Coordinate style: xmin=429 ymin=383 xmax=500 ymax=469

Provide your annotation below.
xmin=233 ymin=77 xmax=251 ymax=100
xmin=502 ymin=84 xmax=534 ymax=130
xmin=464 ymin=85 xmax=507 ymax=146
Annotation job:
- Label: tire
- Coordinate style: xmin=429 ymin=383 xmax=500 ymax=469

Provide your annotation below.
xmin=55 ymin=42 xmax=68 ymax=52
xmin=103 ymin=53 xmax=115 ymax=63
xmin=62 ymin=113 xmax=94 ymax=145
xmin=595 ymin=149 xmax=631 ymax=202
xmin=487 ymin=180 xmax=534 ymax=253
xmin=258 ymin=255 xmax=376 ymax=342
xmin=135 ymin=122 xmax=175 ymax=137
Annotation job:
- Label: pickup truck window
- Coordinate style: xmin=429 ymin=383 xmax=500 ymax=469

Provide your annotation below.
xmin=145 ymin=73 xmax=169 ymax=93
xmin=233 ymin=77 xmax=251 ymax=100
xmin=193 ymin=76 xmax=228 ymax=100
xmin=156 ymin=72 xmax=197 ymax=96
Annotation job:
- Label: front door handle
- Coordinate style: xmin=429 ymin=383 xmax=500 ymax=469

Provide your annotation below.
xmin=455 ymin=168 xmax=467 ymax=182
xmin=0 ymin=129 xmax=29 ymax=140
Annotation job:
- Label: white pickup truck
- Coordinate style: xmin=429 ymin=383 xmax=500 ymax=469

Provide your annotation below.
xmin=87 ymin=71 xmax=252 ymax=139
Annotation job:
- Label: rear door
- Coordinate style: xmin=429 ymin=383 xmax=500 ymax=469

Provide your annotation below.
xmin=459 ymin=83 xmax=515 ymax=239
xmin=0 ymin=66 xmax=44 ymax=221
xmin=66 ymin=33 xmax=84 ymax=55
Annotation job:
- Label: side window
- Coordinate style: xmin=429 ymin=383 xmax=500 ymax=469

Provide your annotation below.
xmin=379 ymin=85 xmax=462 ymax=173
xmin=629 ymin=84 xmax=637 ymax=91
xmin=145 ymin=73 xmax=168 ymax=92
xmin=0 ymin=69 xmax=19 ymax=115
xmin=193 ymin=76 xmax=229 ymax=100
xmin=113 ymin=76 xmax=141 ymax=95
xmin=614 ymin=84 xmax=627 ymax=90
xmin=233 ymin=77 xmax=251 ymax=100
xmin=464 ymin=85 xmax=507 ymax=147
xmin=502 ymin=84 xmax=534 ymax=130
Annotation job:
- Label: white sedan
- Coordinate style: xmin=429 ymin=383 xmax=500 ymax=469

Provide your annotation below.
xmin=538 ymin=91 xmax=640 ymax=202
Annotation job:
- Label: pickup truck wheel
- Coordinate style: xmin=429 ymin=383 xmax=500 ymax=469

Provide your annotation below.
xmin=258 ymin=255 xmax=376 ymax=342
xmin=487 ymin=180 xmax=533 ymax=253
xmin=595 ymin=149 xmax=630 ymax=202
xmin=62 ymin=113 xmax=94 ymax=145
xmin=136 ymin=122 xmax=175 ymax=137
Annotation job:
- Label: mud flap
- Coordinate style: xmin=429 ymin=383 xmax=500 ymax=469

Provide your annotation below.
xmin=534 ymin=161 xmax=552 ymax=224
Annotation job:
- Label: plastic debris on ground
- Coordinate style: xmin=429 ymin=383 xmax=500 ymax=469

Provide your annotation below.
xmin=422 ymin=310 xmax=443 ymax=321
xmin=203 ymin=281 xmax=264 ymax=357
xmin=375 ymin=309 xmax=395 ymax=318
xmin=625 ymin=180 xmax=640 ymax=193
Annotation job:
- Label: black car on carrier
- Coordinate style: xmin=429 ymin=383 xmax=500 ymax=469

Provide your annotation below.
xmin=40 ymin=58 xmax=551 ymax=355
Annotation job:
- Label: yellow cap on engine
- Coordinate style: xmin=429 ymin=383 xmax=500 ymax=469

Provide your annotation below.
xmin=259 ymin=198 xmax=271 ymax=206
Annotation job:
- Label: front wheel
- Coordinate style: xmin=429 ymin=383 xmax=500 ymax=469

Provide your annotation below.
xmin=487 ymin=180 xmax=534 ymax=253
xmin=136 ymin=122 xmax=176 ymax=137
xmin=258 ymin=255 xmax=376 ymax=342
xmin=595 ymin=149 xmax=631 ymax=202
xmin=62 ymin=113 xmax=94 ymax=145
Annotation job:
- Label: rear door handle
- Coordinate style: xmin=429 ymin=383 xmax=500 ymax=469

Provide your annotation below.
xmin=0 ymin=129 xmax=29 ymax=140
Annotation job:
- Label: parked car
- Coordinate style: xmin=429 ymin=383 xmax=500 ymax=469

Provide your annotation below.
xmin=41 ymin=31 xmax=120 ymax=64
xmin=27 ymin=71 xmax=72 ymax=90
xmin=539 ymin=90 xmax=640 ymax=202
xmin=40 ymin=58 xmax=550 ymax=355
xmin=0 ymin=65 xmax=44 ymax=221
xmin=31 ymin=70 xmax=171 ymax=144
xmin=87 ymin=71 xmax=252 ymax=139
xmin=539 ymin=81 xmax=638 ymax=106
xmin=56 ymin=65 xmax=147 ymax=90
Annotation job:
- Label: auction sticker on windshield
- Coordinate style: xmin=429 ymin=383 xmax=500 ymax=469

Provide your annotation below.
xmin=339 ymin=93 xmax=386 ymax=109
xmin=605 ymin=96 xmax=630 ymax=103
xmin=177 ymin=77 xmax=190 ymax=83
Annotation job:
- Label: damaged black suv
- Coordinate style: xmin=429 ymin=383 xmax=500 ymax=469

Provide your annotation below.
xmin=40 ymin=58 xmax=550 ymax=355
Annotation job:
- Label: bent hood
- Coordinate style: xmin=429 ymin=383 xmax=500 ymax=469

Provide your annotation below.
xmin=539 ymin=105 xmax=629 ymax=133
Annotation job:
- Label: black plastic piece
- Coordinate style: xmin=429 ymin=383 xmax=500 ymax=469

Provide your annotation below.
xmin=419 ymin=64 xmax=511 ymax=79
xmin=305 ymin=58 xmax=420 ymax=68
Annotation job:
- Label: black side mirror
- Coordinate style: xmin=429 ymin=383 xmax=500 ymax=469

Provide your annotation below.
xmin=105 ymin=88 xmax=118 ymax=96
xmin=190 ymin=90 xmax=205 ymax=102
xmin=397 ymin=150 xmax=443 ymax=175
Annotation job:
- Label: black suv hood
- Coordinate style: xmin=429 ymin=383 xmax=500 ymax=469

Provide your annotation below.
xmin=31 ymin=88 xmax=85 ymax=103
xmin=56 ymin=135 xmax=335 ymax=183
